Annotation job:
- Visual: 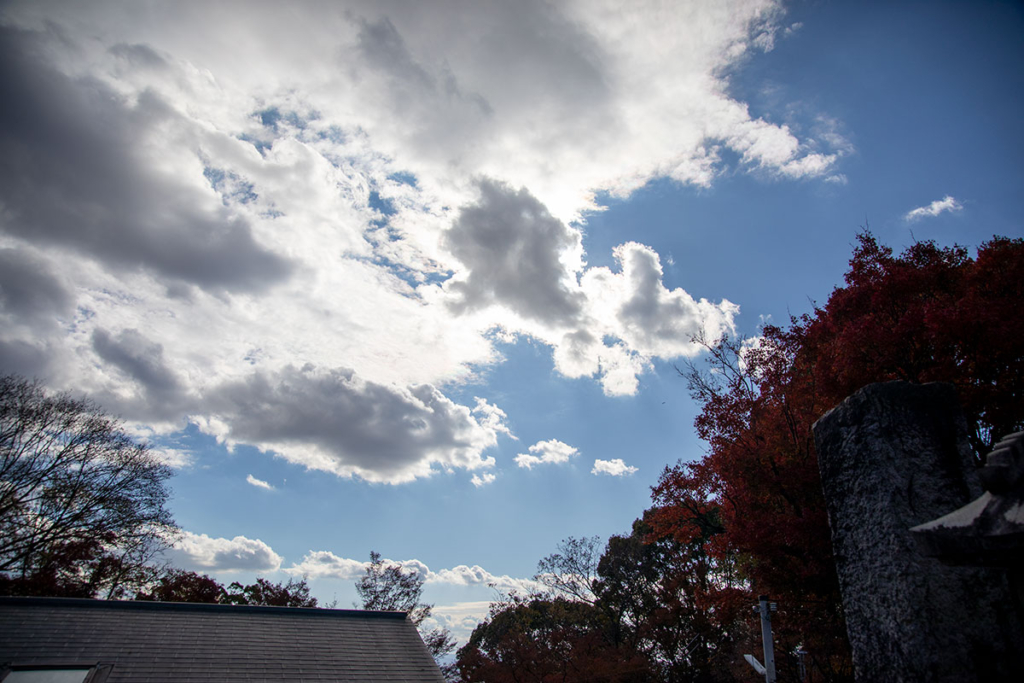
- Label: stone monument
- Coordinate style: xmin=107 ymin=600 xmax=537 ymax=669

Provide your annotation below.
xmin=812 ymin=381 xmax=1023 ymax=682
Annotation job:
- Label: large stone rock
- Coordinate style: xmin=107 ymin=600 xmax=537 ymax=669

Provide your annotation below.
xmin=813 ymin=381 xmax=1023 ymax=682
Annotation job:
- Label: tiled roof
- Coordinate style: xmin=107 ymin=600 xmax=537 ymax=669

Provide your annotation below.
xmin=0 ymin=597 xmax=445 ymax=682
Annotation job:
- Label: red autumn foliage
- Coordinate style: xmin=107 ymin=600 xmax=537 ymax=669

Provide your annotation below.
xmin=650 ymin=233 xmax=1024 ymax=682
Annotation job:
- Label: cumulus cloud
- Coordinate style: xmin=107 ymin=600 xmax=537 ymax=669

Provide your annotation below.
xmin=444 ymin=179 xmax=584 ymax=326
xmin=471 ymin=472 xmax=496 ymax=487
xmin=904 ymin=195 xmax=964 ymax=222
xmin=246 ymin=474 xmax=274 ymax=490
xmin=287 ymin=551 xmax=434 ymax=583
xmin=0 ymin=26 xmax=292 ymax=294
xmin=286 ymin=551 xmax=372 ymax=580
xmin=427 ymin=565 xmax=543 ymax=594
xmin=287 ymin=551 xmax=541 ymax=594
xmin=426 ymin=601 xmax=494 ymax=644
xmin=440 ymin=182 xmax=739 ymax=395
xmin=0 ymin=1 xmax=842 ymax=483
xmin=515 ymin=439 xmax=579 ymax=469
xmin=92 ymin=329 xmax=182 ymax=399
xmin=0 ymin=246 xmax=73 ymax=326
xmin=167 ymin=531 xmax=283 ymax=572
xmin=592 ymin=458 xmax=638 ymax=476
xmin=148 ymin=447 xmax=193 ymax=469
xmin=197 ymin=364 xmax=503 ymax=484
xmin=472 ymin=397 xmax=517 ymax=441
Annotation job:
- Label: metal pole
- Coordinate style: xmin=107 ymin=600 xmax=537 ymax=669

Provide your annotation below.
xmin=758 ymin=595 xmax=777 ymax=683
xmin=795 ymin=646 xmax=807 ymax=682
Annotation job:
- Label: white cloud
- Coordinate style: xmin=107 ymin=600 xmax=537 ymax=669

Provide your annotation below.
xmin=148 ymin=446 xmax=193 ymax=469
xmin=0 ymin=1 xmax=844 ymax=482
xmin=427 ymin=565 xmax=543 ymax=594
xmin=904 ymin=195 xmax=964 ymax=222
xmin=286 ymin=551 xmax=372 ymax=580
xmin=246 ymin=474 xmax=274 ymax=490
xmin=437 ymin=183 xmax=739 ymax=396
xmin=425 ymin=601 xmax=494 ymax=644
xmin=472 ymin=397 xmax=517 ymax=441
xmin=286 ymin=551 xmax=541 ymax=594
xmin=471 ymin=472 xmax=496 ymax=487
xmin=591 ymin=458 xmax=638 ymax=476
xmin=515 ymin=439 xmax=579 ymax=469
xmin=166 ymin=531 xmax=283 ymax=572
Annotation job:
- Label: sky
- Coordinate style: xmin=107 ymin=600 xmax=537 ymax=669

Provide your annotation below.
xmin=1 ymin=0 xmax=1021 ymax=641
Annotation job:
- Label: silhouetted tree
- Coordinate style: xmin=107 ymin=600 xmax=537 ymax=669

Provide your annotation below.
xmin=460 ymin=528 xmax=745 ymax=683
xmin=136 ymin=570 xmax=319 ymax=607
xmin=535 ymin=535 xmax=601 ymax=604
xmin=356 ymin=551 xmax=456 ymax=676
xmin=225 ymin=576 xmax=318 ymax=607
xmin=457 ymin=592 xmax=652 ymax=682
xmin=0 ymin=375 xmax=177 ymax=598
xmin=135 ymin=568 xmax=227 ymax=603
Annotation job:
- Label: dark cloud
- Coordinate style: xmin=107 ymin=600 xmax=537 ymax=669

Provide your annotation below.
xmin=92 ymin=328 xmax=181 ymax=397
xmin=90 ymin=327 xmax=189 ymax=422
xmin=0 ymin=245 xmax=69 ymax=381
xmin=0 ymin=339 xmax=55 ymax=380
xmin=0 ymin=26 xmax=292 ymax=294
xmin=202 ymin=365 xmax=497 ymax=482
xmin=444 ymin=179 xmax=584 ymax=325
xmin=0 ymin=247 xmax=73 ymax=323
xmin=617 ymin=244 xmax=682 ymax=335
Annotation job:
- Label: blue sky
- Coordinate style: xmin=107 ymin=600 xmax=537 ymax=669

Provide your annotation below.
xmin=1 ymin=0 xmax=1021 ymax=638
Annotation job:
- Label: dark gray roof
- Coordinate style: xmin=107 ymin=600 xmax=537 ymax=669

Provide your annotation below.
xmin=0 ymin=597 xmax=444 ymax=682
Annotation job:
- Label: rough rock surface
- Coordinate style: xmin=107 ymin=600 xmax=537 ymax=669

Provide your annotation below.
xmin=813 ymin=381 xmax=1023 ymax=682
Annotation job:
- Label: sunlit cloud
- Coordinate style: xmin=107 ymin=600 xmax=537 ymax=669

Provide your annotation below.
xmin=0 ymin=0 xmax=843 ymax=484
xmin=246 ymin=474 xmax=274 ymax=491
xmin=592 ymin=458 xmax=638 ymax=477
xmin=471 ymin=472 xmax=497 ymax=487
xmin=286 ymin=551 xmax=541 ymax=594
xmin=904 ymin=195 xmax=963 ymax=222
xmin=166 ymin=531 xmax=283 ymax=572
xmin=515 ymin=439 xmax=579 ymax=469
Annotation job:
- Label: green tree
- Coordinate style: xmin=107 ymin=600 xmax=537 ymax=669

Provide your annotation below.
xmin=0 ymin=375 xmax=177 ymax=598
